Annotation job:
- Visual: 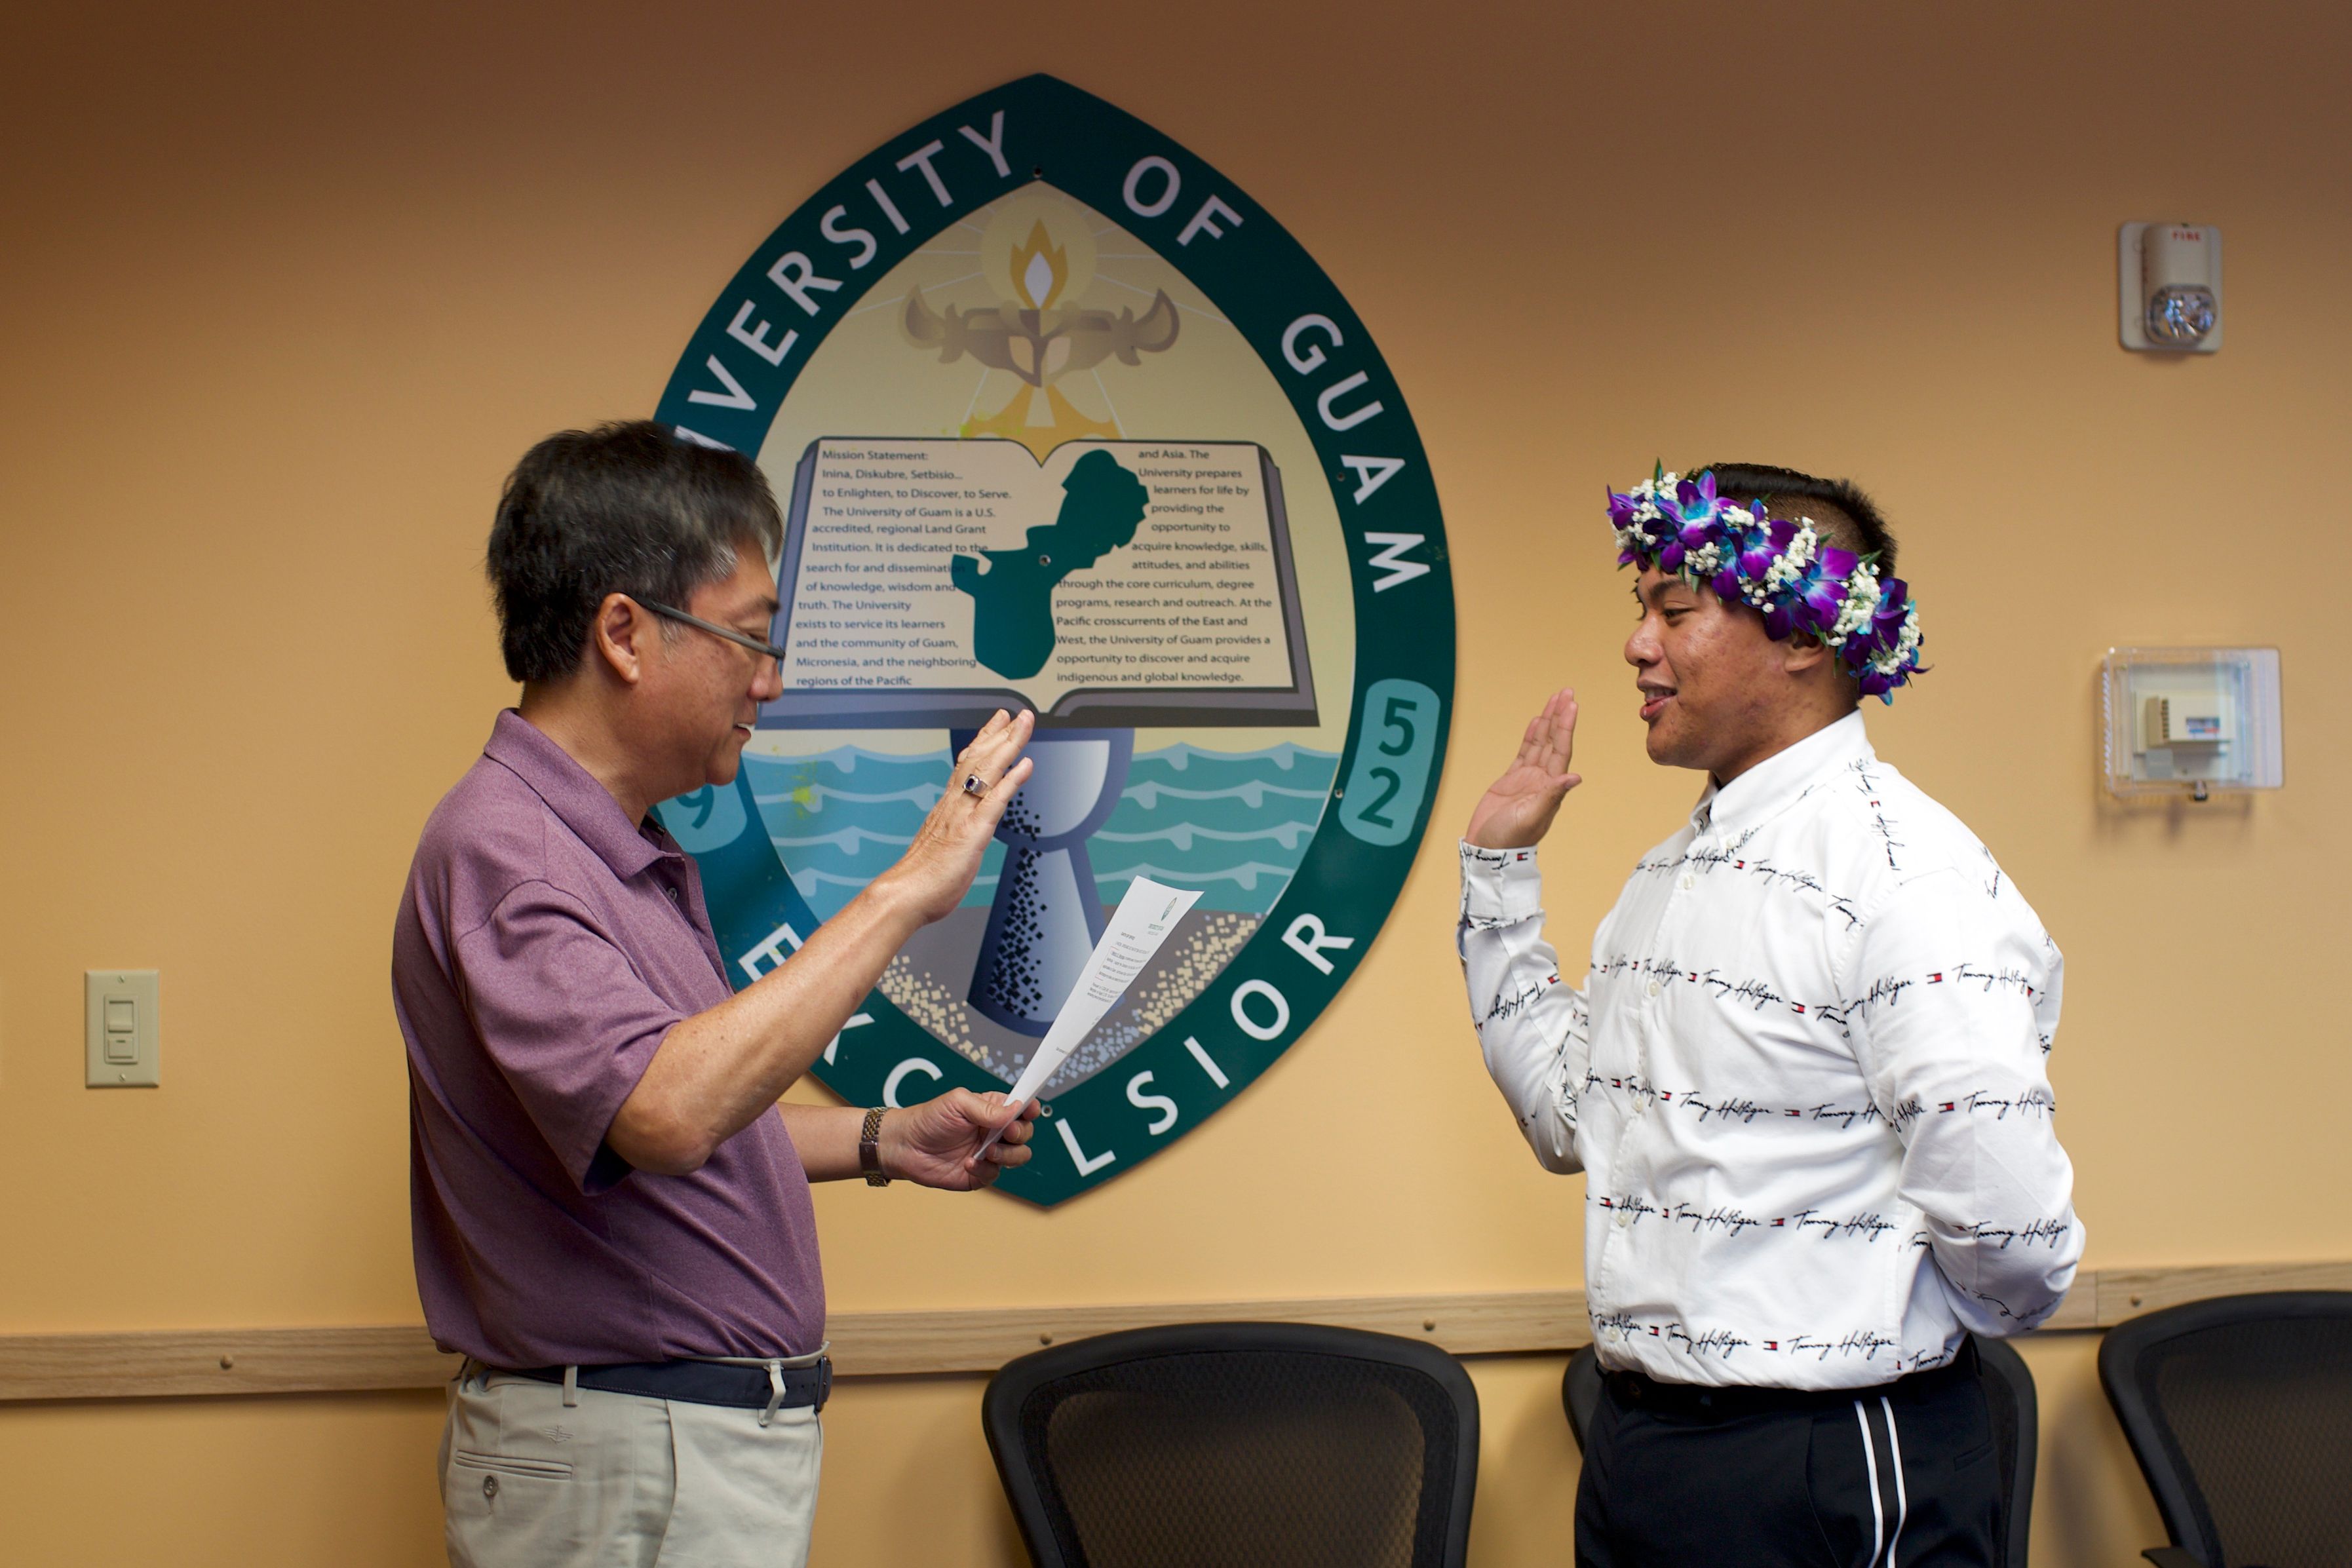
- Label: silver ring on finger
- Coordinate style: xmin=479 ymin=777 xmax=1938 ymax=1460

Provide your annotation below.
xmin=961 ymin=772 xmax=987 ymax=798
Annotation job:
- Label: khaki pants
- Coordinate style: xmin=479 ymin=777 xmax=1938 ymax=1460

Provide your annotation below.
xmin=439 ymin=1366 xmax=821 ymax=1567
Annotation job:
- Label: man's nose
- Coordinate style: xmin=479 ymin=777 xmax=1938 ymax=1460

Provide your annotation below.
xmin=1625 ymin=615 xmax=1659 ymax=667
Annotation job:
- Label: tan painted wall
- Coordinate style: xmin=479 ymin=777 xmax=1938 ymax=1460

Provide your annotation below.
xmin=3 ymin=1 xmax=2345 ymax=1561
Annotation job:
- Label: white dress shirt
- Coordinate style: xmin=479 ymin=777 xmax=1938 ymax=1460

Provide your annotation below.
xmin=1459 ymin=712 xmax=2083 ymax=1389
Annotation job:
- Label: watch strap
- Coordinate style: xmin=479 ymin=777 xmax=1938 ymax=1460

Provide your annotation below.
xmin=858 ymin=1107 xmax=890 ymax=1186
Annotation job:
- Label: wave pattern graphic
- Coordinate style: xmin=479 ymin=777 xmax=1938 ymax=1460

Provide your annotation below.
xmin=741 ymin=743 xmax=1336 ymax=922
xmin=1093 ymin=743 xmax=1336 ymax=911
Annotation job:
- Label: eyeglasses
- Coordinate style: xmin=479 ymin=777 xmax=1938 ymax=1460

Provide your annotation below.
xmin=635 ymin=598 xmax=788 ymax=671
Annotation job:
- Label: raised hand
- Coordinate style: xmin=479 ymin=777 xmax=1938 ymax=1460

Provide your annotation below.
xmin=1465 ymin=688 xmax=1582 ymax=849
xmin=881 ymin=709 xmax=1037 ymax=925
xmin=882 ymin=1089 xmax=1042 ymax=1191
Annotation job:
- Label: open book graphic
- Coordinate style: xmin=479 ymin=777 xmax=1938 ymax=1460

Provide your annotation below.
xmin=762 ymin=438 xmax=1317 ymax=729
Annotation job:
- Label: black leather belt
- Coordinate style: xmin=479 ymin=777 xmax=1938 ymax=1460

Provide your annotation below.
xmin=1604 ymin=1338 xmax=1978 ymax=1419
xmin=507 ymin=1356 xmax=832 ymax=1413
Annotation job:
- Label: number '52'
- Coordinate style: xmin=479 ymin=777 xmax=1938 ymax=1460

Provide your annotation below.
xmin=1340 ymin=679 xmax=1441 ymax=848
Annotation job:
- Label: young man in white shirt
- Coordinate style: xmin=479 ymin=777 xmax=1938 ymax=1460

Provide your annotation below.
xmin=1459 ymin=463 xmax=2081 ymax=1567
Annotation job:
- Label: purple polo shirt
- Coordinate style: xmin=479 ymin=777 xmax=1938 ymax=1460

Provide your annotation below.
xmin=393 ymin=710 xmax=824 ymax=1367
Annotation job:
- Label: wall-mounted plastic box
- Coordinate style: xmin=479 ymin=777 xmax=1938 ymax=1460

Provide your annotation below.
xmin=2101 ymin=647 xmax=2283 ymax=799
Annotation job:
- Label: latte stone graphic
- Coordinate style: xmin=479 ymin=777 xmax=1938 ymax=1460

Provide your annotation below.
xmin=954 ymin=727 xmax=1134 ymax=1033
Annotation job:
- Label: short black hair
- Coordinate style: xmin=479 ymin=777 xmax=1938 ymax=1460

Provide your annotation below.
xmin=1701 ymin=462 xmax=1897 ymax=577
xmin=486 ymin=421 xmax=783 ymax=683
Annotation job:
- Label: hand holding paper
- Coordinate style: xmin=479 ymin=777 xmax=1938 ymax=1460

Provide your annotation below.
xmin=973 ymin=876 xmax=1203 ymax=1160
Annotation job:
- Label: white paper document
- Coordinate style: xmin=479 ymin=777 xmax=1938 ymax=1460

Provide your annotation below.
xmin=975 ymin=876 xmax=1203 ymax=1157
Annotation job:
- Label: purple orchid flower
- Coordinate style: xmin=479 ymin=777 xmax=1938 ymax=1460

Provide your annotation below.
xmin=1867 ymin=577 xmax=1912 ymax=643
xmin=1668 ymin=471 xmax=1720 ymax=521
xmin=1790 ymin=546 xmax=1860 ymax=638
xmin=1706 ymin=501 xmax=1766 ymax=599
xmin=1608 ymin=486 xmax=1663 ymax=567
xmin=1841 ymin=577 xmax=1923 ymax=702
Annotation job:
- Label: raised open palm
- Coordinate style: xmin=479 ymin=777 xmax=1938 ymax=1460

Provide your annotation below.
xmin=1466 ymin=688 xmax=1582 ymax=849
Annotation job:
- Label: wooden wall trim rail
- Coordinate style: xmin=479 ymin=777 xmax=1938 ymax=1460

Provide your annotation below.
xmin=4 ymin=1261 xmax=2347 ymax=1403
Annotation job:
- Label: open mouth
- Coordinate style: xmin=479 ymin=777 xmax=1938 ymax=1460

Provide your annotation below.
xmin=1638 ymin=687 xmax=1676 ymax=721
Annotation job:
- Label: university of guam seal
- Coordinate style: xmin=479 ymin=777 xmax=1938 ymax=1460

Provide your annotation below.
xmin=653 ymin=75 xmax=1453 ymax=1204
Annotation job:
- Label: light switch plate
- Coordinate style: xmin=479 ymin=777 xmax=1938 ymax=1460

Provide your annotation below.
xmin=86 ymin=970 xmax=160 ymax=1088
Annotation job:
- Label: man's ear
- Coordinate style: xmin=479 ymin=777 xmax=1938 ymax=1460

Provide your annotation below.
xmin=590 ymin=593 xmax=653 ymax=686
xmin=1781 ymin=636 xmax=1834 ymax=676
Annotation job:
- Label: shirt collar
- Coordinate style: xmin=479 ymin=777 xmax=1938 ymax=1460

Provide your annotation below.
xmin=482 ymin=709 xmax=673 ymax=881
xmin=1688 ymin=710 xmax=1872 ymax=841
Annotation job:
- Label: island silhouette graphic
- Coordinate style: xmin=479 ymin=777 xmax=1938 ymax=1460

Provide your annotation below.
xmin=951 ymin=448 xmax=1150 ymax=679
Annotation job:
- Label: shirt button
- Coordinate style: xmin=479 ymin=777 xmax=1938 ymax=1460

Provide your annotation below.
xmin=1680 ymin=873 xmax=1696 ymax=892
xmin=1615 ymin=1207 xmax=1634 ymax=1228
xmin=665 ymin=887 xmax=680 ymax=906
xmin=1646 ymin=980 xmax=1662 ymax=998
xmin=1604 ymin=1326 xmax=1625 ymax=1343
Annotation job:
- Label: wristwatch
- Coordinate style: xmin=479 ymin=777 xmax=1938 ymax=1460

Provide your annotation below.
xmin=858 ymin=1107 xmax=891 ymax=1186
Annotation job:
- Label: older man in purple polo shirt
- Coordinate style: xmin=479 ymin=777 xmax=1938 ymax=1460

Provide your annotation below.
xmin=394 ymin=421 xmax=1040 ymax=1567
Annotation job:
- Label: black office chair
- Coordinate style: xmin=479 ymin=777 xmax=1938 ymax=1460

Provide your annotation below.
xmin=1561 ymin=1333 xmax=2037 ymax=1567
xmin=1975 ymin=1335 xmax=2041 ymax=1568
xmin=982 ymin=1322 xmax=1480 ymax=1568
xmin=2098 ymin=1290 xmax=2352 ymax=1568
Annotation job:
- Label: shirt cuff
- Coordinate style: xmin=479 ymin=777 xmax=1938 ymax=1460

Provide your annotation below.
xmin=1459 ymin=839 xmax=1545 ymax=923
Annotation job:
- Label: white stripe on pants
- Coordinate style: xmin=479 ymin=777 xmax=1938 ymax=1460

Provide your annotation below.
xmin=439 ymin=1367 xmax=821 ymax=1567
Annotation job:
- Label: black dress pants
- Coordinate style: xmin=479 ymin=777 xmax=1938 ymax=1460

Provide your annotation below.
xmin=1575 ymin=1354 xmax=2004 ymax=1568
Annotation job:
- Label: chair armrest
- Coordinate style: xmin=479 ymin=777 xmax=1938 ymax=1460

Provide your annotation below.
xmin=2142 ymin=1549 xmax=2207 ymax=1568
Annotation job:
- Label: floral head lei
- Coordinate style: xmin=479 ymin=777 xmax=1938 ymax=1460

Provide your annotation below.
xmin=1607 ymin=464 xmax=1926 ymax=702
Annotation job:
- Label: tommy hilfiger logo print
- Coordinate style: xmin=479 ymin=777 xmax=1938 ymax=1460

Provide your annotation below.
xmin=1952 ymin=963 xmax=2037 ymax=999
xmin=1596 ymin=1316 xmax=1912 ymax=1365
xmin=1668 ymin=1324 xmax=1753 ymax=1358
xmin=1699 ymin=970 xmax=1791 ymax=1012
xmin=1849 ymin=759 xmax=1908 ymax=873
xmin=1600 ymin=1195 xmax=1905 ymax=1245
xmin=1788 ymin=1329 xmax=1899 ymax=1362
xmin=1635 ymin=847 xmax=1867 ymax=930
xmin=1482 ymin=978 xmax=1555 ymax=1023
xmin=1592 ymin=958 xmax=2045 ymax=1042
xmin=1672 ymin=1092 xmax=1777 ymax=1124
xmin=1938 ymin=1088 xmax=2056 ymax=1120
xmin=1967 ymin=1217 xmax=2072 ymax=1250
xmin=1791 ymin=1210 xmax=1900 ymax=1242
xmin=1598 ymin=1067 xmax=2053 ymax=1140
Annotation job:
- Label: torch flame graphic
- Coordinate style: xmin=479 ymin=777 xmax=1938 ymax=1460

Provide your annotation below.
xmin=1011 ymin=220 xmax=1068 ymax=310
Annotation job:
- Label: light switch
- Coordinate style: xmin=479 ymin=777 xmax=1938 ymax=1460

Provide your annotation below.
xmin=85 ymin=970 xmax=160 ymax=1088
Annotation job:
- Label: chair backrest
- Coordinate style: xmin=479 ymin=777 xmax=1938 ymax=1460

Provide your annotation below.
xmin=982 ymin=1322 xmax=1480 ymax=1568
xmin=1973 ymin=1334 xmax=2039 ymax=1568
xmin=2098 ymin=1290 xmax=2352 ymax=1568
xmin=1560 ymin=1343 xmax=1602 ymax=1454
xmin=1562 ymin=1335 xmax=2037 ymax=1566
